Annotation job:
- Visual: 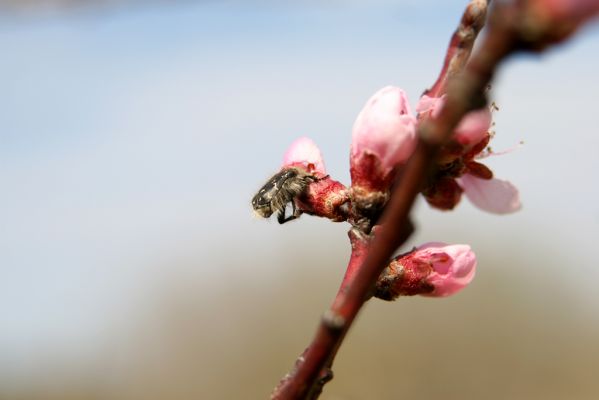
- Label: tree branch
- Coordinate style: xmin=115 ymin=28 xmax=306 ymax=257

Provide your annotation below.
xmin=271 ymin=0 xmax=599 ymax=398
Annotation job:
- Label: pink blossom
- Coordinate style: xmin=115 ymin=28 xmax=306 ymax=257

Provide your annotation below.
xmin=416 ymin=94 xmax=521 ymax=214
xmin=416 ymin=94 xmax=492 ymax=147
xmin=350 ymin=86 xmax=417 ymax=190
xmin=282 ymin=136 xmax=327 ymax=175
xmin=374 ymin=242 xmax=477 ymax=299
xmin=424 ymin=160 xmax=521 ymax=215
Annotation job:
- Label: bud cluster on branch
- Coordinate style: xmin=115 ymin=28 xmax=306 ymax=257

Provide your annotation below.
xmin=249 ymin=0 xmax=599 ymax=398
xmin=254 ymin=83 xmax=519 ymax=299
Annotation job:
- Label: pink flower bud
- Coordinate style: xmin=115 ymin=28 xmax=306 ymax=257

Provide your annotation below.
xmin=282 ymin=136 xmax=327 ymax=175
xmin=279 ymin=137 xmax=350 ymax=222
xmin=375 ymin=242 xmax=476 ymax=299
xmin=416 ymin=94 xmax=492 ymax=148
xmin=350 ymin=86 xmax=417 ymax=191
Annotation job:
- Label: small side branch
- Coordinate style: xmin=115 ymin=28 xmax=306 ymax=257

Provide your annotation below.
xmin=426 ymin=0 xmax=488 ymax=98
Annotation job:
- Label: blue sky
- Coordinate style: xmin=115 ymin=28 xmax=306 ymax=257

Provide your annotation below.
xmin=2 ymin=1 xmax=599 ymax=394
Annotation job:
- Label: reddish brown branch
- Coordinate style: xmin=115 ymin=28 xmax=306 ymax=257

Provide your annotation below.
xmin=333 ymin=228 xmax=371 ymax=305
xmin=426 ymin=0 xmax=489 ymax=98
xmin=271 ymin=2 xmax=490 ymax=399
xmin=271 ymin=0 xmax=599 ymax=398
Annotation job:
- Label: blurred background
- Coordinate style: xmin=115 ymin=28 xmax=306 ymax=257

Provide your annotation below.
xmin=2 ymin=1 xmax=599 ymax=399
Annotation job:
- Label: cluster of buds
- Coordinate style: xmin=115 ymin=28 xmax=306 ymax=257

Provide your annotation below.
xmin=252 ymin=0 xmax=529 ymax=299
xmin=253 ymin=77 xmax=524 ymax=297
xmin=252 ymin=80 xmax=522 ymax=297
xmin=268 ymin=2 xmax=599 ymax=398
xmin=350 ymin=87 xmax=520 ymax=216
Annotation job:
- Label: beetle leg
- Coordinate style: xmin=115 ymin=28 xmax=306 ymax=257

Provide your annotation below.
xmin=278 ymin=201 xmax=302 ymax=224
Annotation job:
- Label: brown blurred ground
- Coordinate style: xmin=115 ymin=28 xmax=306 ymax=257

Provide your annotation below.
xmin=4 ymin=229 xmax=598 ymax=400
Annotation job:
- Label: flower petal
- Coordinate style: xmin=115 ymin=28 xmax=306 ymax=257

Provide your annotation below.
xmin=281 ymin=137 xmax=326 ymax=174
xmin=457 ymin=173 xmax=522 ymax=214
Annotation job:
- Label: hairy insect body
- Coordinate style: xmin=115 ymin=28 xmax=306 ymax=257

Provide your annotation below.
xmin=252 ymin=167 xmax=318 ymax=224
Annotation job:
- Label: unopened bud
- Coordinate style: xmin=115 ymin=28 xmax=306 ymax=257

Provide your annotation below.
xmin=375 ymin=242 xmax=476 ymax=299
xmin=350 ymin=86 xmax=417 ymax=192
xmin=281 ymin=137 xmax=349 ymax=221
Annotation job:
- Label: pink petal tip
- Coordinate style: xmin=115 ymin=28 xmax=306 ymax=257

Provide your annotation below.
xmin=282 ymin=137 xmax=326 ymax=174
xmin=416 ymin=242 xmax=477 ymax=297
